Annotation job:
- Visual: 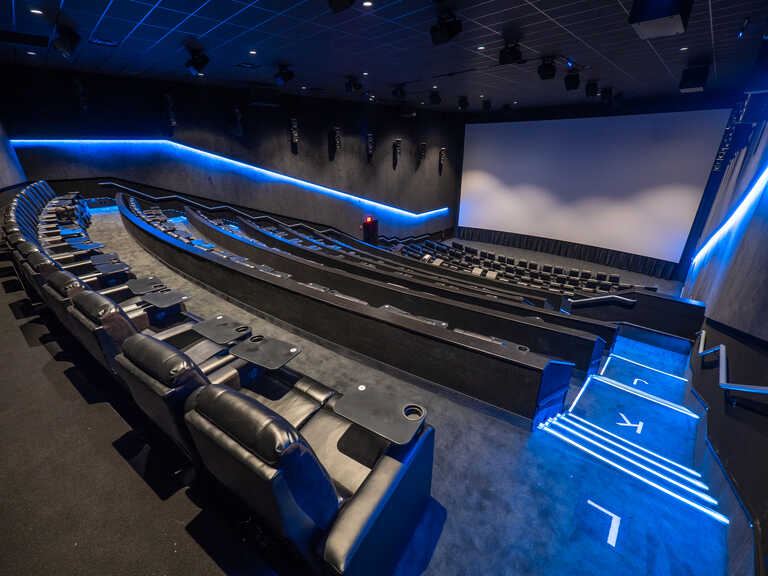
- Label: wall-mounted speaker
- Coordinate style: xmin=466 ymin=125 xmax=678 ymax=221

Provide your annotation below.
xmin=366 ymin=132 xmax=375 ymax=163
xmin=289 ymin=117 xmax=299 ymax=154
xmin=392 ymin=138 xmax=402 ymax=170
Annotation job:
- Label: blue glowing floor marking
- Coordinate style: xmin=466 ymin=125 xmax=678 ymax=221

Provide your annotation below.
xmin=591 ymin=375 xmax=699 ymax=419
xmin=539 ymin=425 xmax=729 ymax=525
xmin=10 ymin=139 xmax=450 ymax=220
xmin=691 ymin=165 xmax=768 ymax=268
xmin=564 ymin=414 xmax=702 ymax=478
xmin=549 ymin=419 xmax=716 ymax=504
xmin=608 ymin=354 xmax=688 ymax=381
xmin=554 ymin=415 xmax=707 ymax=489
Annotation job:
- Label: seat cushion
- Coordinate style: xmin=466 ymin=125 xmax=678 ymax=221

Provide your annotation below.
xmin=240 ymin=376 xmax=321 ymax=430
xmin=300 ymin=409 xmax=380 ymax=498
xmin=122 ymin=333 xmax=205 ymax=389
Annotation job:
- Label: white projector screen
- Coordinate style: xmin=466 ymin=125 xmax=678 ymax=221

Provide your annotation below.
xmin=459 ymin=110 xmax=731 ymax=262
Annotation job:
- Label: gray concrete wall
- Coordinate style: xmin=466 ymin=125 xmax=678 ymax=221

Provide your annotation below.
xmin=683 ymin=122 xmax=768 ymax=340
xmin=0 ymin=123 xmax=26 ymax=189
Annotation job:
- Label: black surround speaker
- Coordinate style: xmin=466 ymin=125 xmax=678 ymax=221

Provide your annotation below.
xmin=679 ymin=66 xmax=709 ymax=93
xmin=628 ymin=0 xmax=693 ymax=39
xmin=362 ymin=217 xmax=378 ymax=244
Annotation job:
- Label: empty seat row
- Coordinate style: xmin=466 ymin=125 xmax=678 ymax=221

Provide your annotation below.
xmin=4 ymin=183 xmax=435 ymax=576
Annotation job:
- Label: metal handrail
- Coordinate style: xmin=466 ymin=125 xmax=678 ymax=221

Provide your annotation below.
xmin=696 ymin=330 xmax=768 ymax=395
xmin=568 ymin=294 xmax=637 ymax=305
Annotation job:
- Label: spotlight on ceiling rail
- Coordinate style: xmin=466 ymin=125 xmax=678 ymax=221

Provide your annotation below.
xmin=52 ymin=22 xmax=81 ymax=60
xmin=457 ymin=95 xmax=469 ymax=111
xmin=345 ymin=74 xmax=362 ymax=92
xmin=328 ymin=0 xmax=354 ymax=13
xmin=738 ymin=18 xmax=750 ymax=39
xmin=274 ymin=64 xmax=295 ymax=86
xmin=430 ymin=10 xmax=462 ymax=46
xmin=499 ymin=42 xmax=523 ymax=65
xmin=537 ymin=56 xmax=556 ymax=80
xmin=564 ymin=70 xmax=580 ymax=91
xmin=185 ymin=43 xmax=209 ymax=76
xmin=585 ymin=79 xmax=599 ymax=98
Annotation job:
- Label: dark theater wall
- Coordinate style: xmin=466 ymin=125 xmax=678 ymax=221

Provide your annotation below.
xmin=3 ymin=68 xmax=461 ymax=237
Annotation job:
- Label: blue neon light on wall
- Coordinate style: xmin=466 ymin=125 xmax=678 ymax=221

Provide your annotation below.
xmin=9 ymin=139 xmax=450 ymax=220
xmin=690 ymin=164 xmax=768 ymax=268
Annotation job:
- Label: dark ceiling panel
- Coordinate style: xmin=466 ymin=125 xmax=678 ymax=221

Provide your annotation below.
xmin=2 ymin=0 xmax=766 ymax=111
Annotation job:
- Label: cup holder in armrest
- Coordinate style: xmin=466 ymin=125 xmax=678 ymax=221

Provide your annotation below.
xmin=402 ymin=404 xmax=426 ymax=422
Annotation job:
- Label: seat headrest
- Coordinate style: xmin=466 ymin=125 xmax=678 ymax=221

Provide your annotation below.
xmin=26 ymin=251 xmax=58 ymax=274
xmin=189 ymin=385 xmax=299 ymax=466
xmin=5 ymin=231 xmax=24 ymax=246
xmin=122 ymin=333 xmax=206 ymax=388
xmin=72 ymin=290 xmax=121 ymax=324
xmin=46 ymin=270 xmax=84 ymax=298
xmin=17 ymin=242 xmax=40 ymax=257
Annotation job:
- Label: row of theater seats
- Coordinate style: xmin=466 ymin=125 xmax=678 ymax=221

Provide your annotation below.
xmin=4 ymin=182 xmax=435 ymax=576
xmin=397 ymin=239 xmax=655 ymax=295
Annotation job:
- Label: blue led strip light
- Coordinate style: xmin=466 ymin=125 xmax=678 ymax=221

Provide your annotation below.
xmin=565 ymin=413 xmax=702 ymax=478
xmin=608 ymin=354 xmax=688 ymax=382
xmin=555 ymin=415 xmax=706 ymax=488
xmin=691 ymin=165 xmax=768 ymax=267
xmin=591 ymin=375 xmax=700 ymax=419
xmin=9 ymin=139 xmax=450 ymax=220
xmin=538 ymin=424 xmax=729 ymax=525
xmin=549 ymin=419 xmax=716 ymax=504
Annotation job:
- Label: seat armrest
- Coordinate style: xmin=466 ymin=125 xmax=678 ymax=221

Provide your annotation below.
xmin=323 ymin=425 xmax=434 ymax=576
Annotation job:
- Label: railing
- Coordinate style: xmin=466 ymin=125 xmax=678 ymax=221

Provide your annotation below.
xmin=697 ymin=330 xmax=768 ymax=399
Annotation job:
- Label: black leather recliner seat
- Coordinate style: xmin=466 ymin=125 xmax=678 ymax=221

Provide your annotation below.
xmin=184 ymin=385 xmax=435 ymax=576
xmin=66 ymin=289 xmax=198 ymax=374
xmin=114 ymin=333 xmax=256 ymax=459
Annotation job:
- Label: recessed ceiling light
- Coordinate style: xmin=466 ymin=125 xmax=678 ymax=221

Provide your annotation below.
xmin=249 ymin=50 xmax=257 ymax=55
xmin=30 ymin=8 xmax=43 ymax=14
xmin=301 ymin=85 xmax=307 ymax=90
xmin=479 ymin=94 xmax=485 ymax=99
xmin=513 ymin=100 xmax=519 ymax=104
xmin=197 ymin=72 xmax=205 ymax=77
xmin=420 ymin=101 xmax=425 ymax=105
xmin=362 ymin=71 xmax=368 ymax=76
xmin=477 ymin=46 xmax=485 ymax=50
xmin=679 ymin=46 xmax=688 ymax=51
xmin=432 ymin=85 xmax=437 ymax=89
xmin=27 ymin=51 xmax=37 ymax=56
xmin=362 ymin=1 xmax=373 ymax=6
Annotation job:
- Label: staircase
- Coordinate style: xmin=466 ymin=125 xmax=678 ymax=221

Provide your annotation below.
xmin=539 ymin=331 xmax=730 ymax=528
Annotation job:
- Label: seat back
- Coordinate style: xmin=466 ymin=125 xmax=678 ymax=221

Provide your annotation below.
xmin=115 ymin=333 xmax=209 ymax=458
xmin=69 ymin=290 xmax=139 ymax=371
xmin=185 ymin=385 xmax=339 ymax=556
